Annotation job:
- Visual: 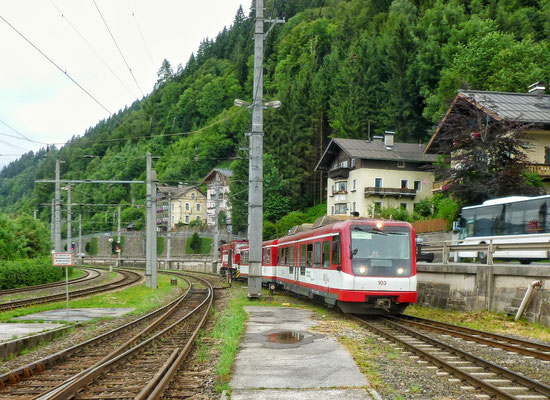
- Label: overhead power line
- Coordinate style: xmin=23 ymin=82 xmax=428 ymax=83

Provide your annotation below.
xmin=0 ymin=118 xmax=43 ymax=146
xmin=127 ymin=0 xmax=154 ymax=66
xmin=0 ymin=15 xmax=113 ymax=116
xmin=92 ymin=0 xmax=145 ymax=97
xmin=0 ymin=131 xmax=52 ymax=146
xmin=0 ymin=139 xmax=29 ymax=153
xmin=48 ymin=0 xmax=136 ymax=98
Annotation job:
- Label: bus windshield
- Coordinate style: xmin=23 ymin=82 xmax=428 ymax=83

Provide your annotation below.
xmin=460 ymin=197 xmax=550 ymax=239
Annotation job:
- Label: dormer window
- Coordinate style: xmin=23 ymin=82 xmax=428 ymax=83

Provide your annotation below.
xmin=351 ymin=158 xmax=356 ymax=168
xmin=341 ymin=160 xmax=348 ymax=168
xmin=397 ymin=161 xmax=405 ymax=168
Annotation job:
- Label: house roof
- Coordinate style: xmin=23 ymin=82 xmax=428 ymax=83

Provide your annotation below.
xmin=457 ymin=90 xmax=550 ymax=123
xmin=425 ymin=90 xmax=550 ymax=153
xmin=202 ymin=168 xmax=233 ymax=183
xmin=157 ymin=185 xmax=205 ymax=198
xmin=315 ymin=138 xmax=438 ymax=171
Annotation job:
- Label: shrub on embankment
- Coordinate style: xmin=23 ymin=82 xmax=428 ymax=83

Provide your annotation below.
xmin=0 ymin=257 xmax=67 ymax=289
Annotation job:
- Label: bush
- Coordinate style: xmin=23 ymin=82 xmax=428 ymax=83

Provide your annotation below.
xmin=157 ymin=236 xmax=165 ymax=255
xmin=0 ymin=257 xmax=64 ymax=289
xmin=263 ymin=220 xmax=277 ymax=240
xmin=188 ymin=232 xmax=201 ymax=254
xmin=275 ymin=211 xmax=308 ymax=237
xmin=85 ymin=237 xmax=98 ymax=255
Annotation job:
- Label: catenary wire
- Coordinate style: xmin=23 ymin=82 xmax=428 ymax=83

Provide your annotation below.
xmin=127 ymin=0 xmax=154 ymax=66
xmin=92 ymin=0 xmax=145 ymax=97
xmin=0 ymin=15 xmax=113 ymax=116
xmin=48 ymin=0 xmax=137 ymax=98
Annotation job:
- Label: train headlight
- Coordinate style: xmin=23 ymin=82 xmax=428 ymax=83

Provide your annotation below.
xmin=397 ymin=267 xmax=405 ymax=275
xmin=376 ymin=221 xmax=383 ymax=229
xmin=358 ymin=265 xmax=367 ymax=274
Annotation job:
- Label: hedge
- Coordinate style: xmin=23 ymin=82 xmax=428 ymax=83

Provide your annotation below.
xmin=0 ymin=257 xmax=67 ymax=289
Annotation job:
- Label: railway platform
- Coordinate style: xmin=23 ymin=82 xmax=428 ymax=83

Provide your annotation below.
xmin=226 ymin=306 xmax=381 ymax=400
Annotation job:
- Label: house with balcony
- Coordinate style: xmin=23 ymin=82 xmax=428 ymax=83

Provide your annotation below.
xmin=315 ymin=133 xmax=439 ymax=217
xmin=425 ymin=82 xmax=550 ymax=193
xmin=157 ymin=185 xmax=207 ymax=231
xmin=202 ymin=168 xmax=233 ymax=231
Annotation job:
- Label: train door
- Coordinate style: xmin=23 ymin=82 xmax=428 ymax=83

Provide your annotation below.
xmin=294 ymin=246 xmax=300 ymax=282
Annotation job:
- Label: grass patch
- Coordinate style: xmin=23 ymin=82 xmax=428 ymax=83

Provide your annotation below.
xmin=185 ymin=236 xmax=213 ymax=255
xmin=0 ymin=272 xmax=185 ymax=322
xmin=405 ymin=304 xmax=550 ymax=341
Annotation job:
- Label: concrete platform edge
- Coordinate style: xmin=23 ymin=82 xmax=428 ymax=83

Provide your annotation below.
xmin=0 ymin=323 xmax=78 ymax=360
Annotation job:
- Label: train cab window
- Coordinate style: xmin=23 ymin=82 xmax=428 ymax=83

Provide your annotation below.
xmin=322 ymin=241 xmax=330 ymax=269
xmin=314 ymin=242 xmax=321 ymax=268
xmin=289 ymin=246 xmax=294 ymax=274
xmin=306 ymin=244 xmax=313 ymax=267
xmin=300 ymin=244 xmax=306 ymax=275
xmin=332 ymin=234 xmax=341 ymax=266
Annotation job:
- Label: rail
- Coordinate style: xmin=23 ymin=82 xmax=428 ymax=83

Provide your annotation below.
xmin=421 ymin=240 xmax=550 ymax=265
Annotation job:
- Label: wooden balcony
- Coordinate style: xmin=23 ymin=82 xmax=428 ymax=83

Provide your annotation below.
xmin=526 ymin=163 xmax=550 ymax=178
xmin=364 ymin=187 xmax=416 ymax=198
xmin=328 ymin=166 xmax=349 ymax=180
xmin=431 ymin=180 xmax=450 ymax=192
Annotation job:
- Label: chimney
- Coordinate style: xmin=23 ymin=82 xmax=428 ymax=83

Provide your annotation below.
xmin=528 ymin=81 xmax=545 ymax=99
xmin=384 ymin=131 xmax=395 ymax=150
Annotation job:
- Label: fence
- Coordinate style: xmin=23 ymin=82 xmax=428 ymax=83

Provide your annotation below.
xmin=411 ymin=218 xmax=448 ymax=233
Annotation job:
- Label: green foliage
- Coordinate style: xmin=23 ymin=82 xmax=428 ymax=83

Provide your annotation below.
xmin=0 ymin=212 xmax=50 ymax=260
xmin=0 ymin=257 xmax=63 ymax=289
xmin=111 ymin=236 xmax=124 ymax=254
xmin=185 ymin=233 xmax=212 ymax=255
xmin=413 ymin=198 xmax=433 ymax=218
xmin=275 ymin=211 xmax=308 ymax=237
xmin=521 ymin=169 xmax=545 ymax=189
xmin=304 ymin=203 xmax=327 ymax=222
xmin=157 ymin=236 xmax=165 ymax=255
xmin=377 ymin=207 xmax=412 ymax=222
xmin=85 ymin=237 xmax=98 ymax=255
xmin=433 ymin=195 xmax=460 ymax=225
xmin=263 ymin=220 xmax=277 ymax=240
xmin=188 ymin=232 xmax=201 ymax=254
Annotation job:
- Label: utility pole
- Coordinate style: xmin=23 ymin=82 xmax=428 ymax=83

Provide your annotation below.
xmin=117 ymin=205 xmax=121 ymax=267
xmin=78 ymin=213 xmax=82 ymax=265
xmin=212 ymin=176 xmax=220 ymax=273
xmin=245 ymin=0 xmax=283 ymax=298
xmin=51 ymin=198 xmax=54 ymax=245
xmin=166 ymin=192 xmax=172 ymax=269
xmin=146 ymin=152 xmax=158 ymax=289
xmin=66 ymin=184 xmax=72 ymax=256
xmin=55 ymin=160 xmax=62 ymax=252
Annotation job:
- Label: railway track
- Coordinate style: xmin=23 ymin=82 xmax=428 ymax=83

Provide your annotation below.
xmin=0 ymin=269 xmax=141 ymax=312
xmin=394 ymin=315 xmax=550 ymax=361
xmin=353 ymin=315 xmax=550 ymax=399
xmin=0 ymin=272 xmax=214 ymax=400
xmin=0 ymin=268 xmax=97 ymax=296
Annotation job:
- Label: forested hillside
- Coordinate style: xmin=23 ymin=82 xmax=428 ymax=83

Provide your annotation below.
xmin=2 ymin=0 xmax=550 ymax=234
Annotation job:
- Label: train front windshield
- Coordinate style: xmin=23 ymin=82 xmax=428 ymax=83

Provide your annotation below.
xmin=350 ymin=225 xmax=411 ymax=277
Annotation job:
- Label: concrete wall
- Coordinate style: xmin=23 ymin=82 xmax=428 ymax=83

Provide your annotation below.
xmin=417 ymin=263 xmax=550 ymax=328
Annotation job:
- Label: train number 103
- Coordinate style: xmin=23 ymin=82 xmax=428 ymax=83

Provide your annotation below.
xmin=378 ymin=280 xmax=387 ymax=285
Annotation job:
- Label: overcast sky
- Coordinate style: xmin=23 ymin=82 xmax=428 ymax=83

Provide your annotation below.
xmin=0 ymin=0 xmax=247 ymax=170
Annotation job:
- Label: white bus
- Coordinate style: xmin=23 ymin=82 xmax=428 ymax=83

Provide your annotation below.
xmin=459 ymin=195 xmax=550 ymax=264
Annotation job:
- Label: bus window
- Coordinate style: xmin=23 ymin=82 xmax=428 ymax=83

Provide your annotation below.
xmin=322 ymin=241 xmax=330 ymax=269
xmin=332 ymin=234 xmax=341 ymax=266
xmin=307 ymin=244 xmax=313 ymax=267
xmin=300 ymin=244 xmax=306 ymax=275
xmin=314 ymin=242 xmax=321 ymax=268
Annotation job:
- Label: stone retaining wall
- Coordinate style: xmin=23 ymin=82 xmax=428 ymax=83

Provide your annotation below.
xmin=417 ymin=263 xmax=550 ymax=328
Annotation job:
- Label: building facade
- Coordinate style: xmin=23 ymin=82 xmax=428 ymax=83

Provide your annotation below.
xmin=157 ymin=186 xmax=207 ymax=231
xmin=316 ymin=134 xmax=438 ymax=217
xmin=202 ymin=168 xmax=232 ymax=231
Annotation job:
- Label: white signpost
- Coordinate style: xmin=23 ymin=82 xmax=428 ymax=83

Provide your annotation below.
xmin=53 ymin=252 xmax=73 ymax=322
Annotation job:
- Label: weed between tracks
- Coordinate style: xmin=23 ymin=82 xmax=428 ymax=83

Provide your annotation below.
xmin=405 ymin=304 xmax=550 ymax=342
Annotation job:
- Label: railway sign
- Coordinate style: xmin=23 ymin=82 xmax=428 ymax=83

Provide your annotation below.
xmin=53 ymin=252 xmax=74 ymax=266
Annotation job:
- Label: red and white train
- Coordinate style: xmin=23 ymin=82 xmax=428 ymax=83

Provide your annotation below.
xmin=219 ymin=218 xmax=417 ymax=314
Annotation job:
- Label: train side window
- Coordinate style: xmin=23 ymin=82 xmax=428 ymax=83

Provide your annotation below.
xmin=289 ymin=245 xmax=294 ymax=274
xmin=300 ymin=244 xmax=306 ymax=275
xmin=307 ymin=244 xmax=313 ymax=267
xmin=332 ymin=234 xmax=341 ymax=267
xmin=322 ymin=241 xmax=330 ymax=269
xmin=266 ymin=249 xmax=270 ymax=265
xmin=284 ymin=247 xmax=288 ymax=265
xmin=314 ymin=242 xmax=321 ymax=268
